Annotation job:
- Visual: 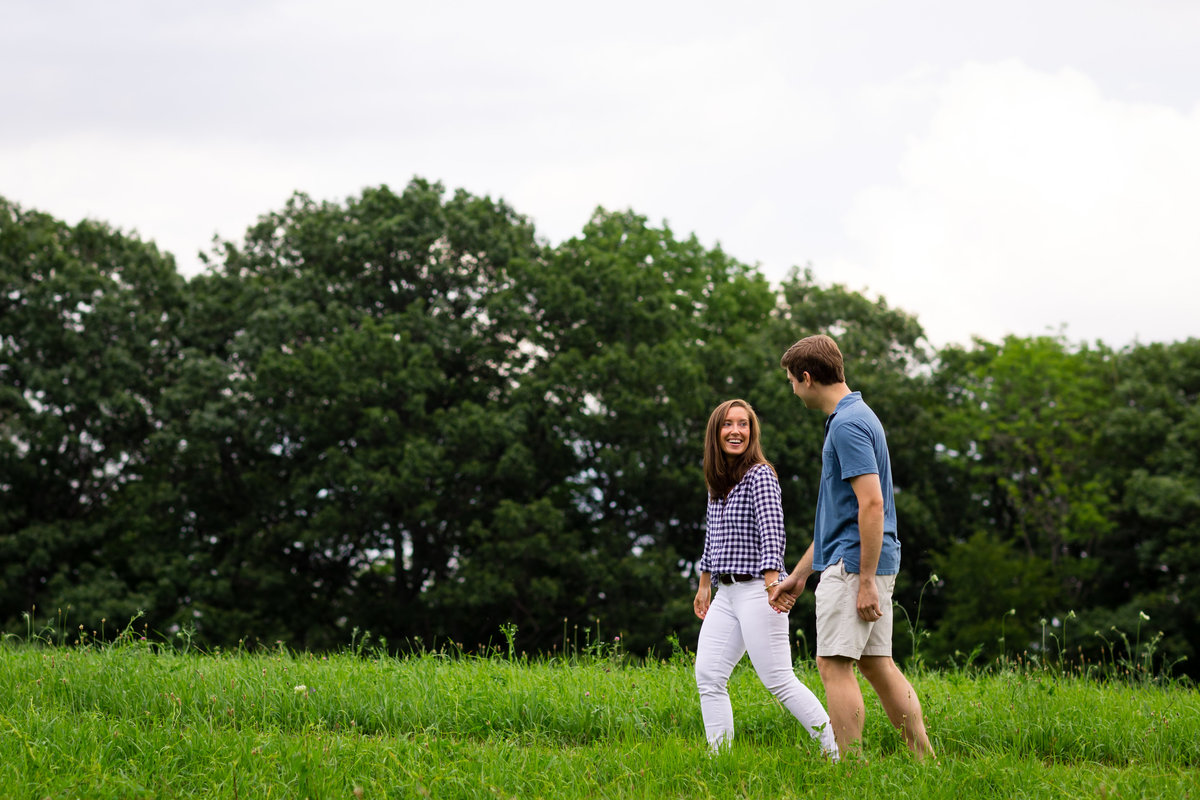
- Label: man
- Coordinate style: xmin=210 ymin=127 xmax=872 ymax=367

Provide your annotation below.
xmin=768 ymin=334 xmax=934 ymax=760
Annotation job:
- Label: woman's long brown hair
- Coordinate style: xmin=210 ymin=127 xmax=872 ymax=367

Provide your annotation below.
xmin=703 ymin=399 xmax=774 ymax=500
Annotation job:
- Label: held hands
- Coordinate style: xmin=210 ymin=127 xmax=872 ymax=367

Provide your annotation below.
xmin=767 ymin=572 xmax=802 ymax=614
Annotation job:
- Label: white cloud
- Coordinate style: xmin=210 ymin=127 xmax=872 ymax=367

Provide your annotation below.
xmin=4 ymin=5 xmax=1199 ymax=350
xmin=2 ymin=135 xmax=306 ymax=268
xmin=831 ymin=60 xmax=1200 ymax=347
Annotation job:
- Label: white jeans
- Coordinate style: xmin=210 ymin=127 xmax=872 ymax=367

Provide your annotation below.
xmin=695 ymin=580 xmax=837 ymax=758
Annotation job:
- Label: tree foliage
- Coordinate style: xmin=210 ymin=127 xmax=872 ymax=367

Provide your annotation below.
xmin=1091 ymin=340 xmax=1200 ymax=668
xmin=3 ymin=183 xmax=1196 ymax=676
xmin=0 ymin=198 xmax=185 ymax=626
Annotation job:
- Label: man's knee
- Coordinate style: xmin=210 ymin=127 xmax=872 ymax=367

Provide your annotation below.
xmin=856 ymin=655 xmax=897 ymax=682
xmin=817 ymin=654 xmax=854 ymax=681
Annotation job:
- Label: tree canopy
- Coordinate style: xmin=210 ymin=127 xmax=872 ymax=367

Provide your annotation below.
xmin=2 ymin=181 xmax=1195 ymax=675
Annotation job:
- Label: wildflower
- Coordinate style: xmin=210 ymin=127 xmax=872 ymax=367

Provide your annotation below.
xmin=930 ymin=573 xmax=939 ymax=583
xmin=1067 ymin=610 xmax=1077 ymax=620
xmin=1139 ymin=611 xmax=1151 ymax=621
xmin=294 ymin=685 xmax=308 ymax=694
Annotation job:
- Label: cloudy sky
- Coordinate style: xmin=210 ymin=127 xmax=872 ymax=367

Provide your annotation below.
xmin=4 ymin=1 xmax=1199 ymax=349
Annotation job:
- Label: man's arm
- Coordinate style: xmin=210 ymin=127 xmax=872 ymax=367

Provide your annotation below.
xmin=768 ymin=542 xmax=814 ymax=608
xmin=849 ymin=472 xmax=884 ymax=621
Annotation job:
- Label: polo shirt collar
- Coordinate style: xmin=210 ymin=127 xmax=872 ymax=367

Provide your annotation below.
xmin=824 ymin=391 xmax=862 ymax=435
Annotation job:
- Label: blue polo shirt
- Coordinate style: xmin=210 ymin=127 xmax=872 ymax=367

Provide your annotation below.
xmin=812 ymin=392 xmax=901 ymax=575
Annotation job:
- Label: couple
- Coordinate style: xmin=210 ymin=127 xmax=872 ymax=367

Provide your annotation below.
xmin=693 ymin=334 xmax=934 ymax=762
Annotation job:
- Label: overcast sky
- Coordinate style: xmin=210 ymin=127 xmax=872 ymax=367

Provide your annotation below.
xmin=4 ymin=1 xmax=1199 ymax=349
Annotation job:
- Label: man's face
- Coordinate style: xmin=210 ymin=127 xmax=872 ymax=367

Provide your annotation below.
xmin=786 ymin=369 xmax=814 ymax=408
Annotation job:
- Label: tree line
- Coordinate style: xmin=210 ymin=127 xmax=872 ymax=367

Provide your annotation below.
xmin=2 ymin=180 xmax=1197 ymax=675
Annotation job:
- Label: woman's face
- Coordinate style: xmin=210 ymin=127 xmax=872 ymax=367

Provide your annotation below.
xmin=719 ymin=405 xmax=751 ymax=457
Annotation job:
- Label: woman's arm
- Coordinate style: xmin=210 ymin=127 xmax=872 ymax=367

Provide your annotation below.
xmin=749 ymin=466 xmax=787 ymax=586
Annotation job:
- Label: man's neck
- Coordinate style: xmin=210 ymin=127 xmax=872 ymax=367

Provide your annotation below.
xmin=815 ymin=382 xmax=852 ymax=416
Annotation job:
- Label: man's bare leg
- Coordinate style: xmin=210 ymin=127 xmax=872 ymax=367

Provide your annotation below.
xmin=858 ymin=655 xmax=935 ymax=760
xmin=816 ymin=655 xmax=865 ymax=758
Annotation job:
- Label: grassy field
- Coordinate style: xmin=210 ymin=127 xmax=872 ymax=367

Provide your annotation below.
xmin=2 ymin=627 xmax=1197 ymax=799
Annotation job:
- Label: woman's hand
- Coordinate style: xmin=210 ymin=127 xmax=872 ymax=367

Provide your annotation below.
xmin=768 ymin=571 xmax=803 ymax=613
xmin=693 ymin=582 xmax=712 ymax=620
xmin=769 ymin=589 xmax=797 ymax=613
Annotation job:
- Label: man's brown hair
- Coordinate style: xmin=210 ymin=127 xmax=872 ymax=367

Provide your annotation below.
xmin=703 ymin=399 xmax=774 ymax=500
xmin=780 ymin=334 xmax=845 ymax=385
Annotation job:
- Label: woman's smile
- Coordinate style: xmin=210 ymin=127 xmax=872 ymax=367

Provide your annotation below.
xmin=720 ymin=406 xmax=751 ymax=456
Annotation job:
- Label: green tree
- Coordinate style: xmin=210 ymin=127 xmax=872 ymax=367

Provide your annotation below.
xmin=156 ymin=179 xmax=549 ymax=649
xmin=925 ymin=335 xmax=1117 ymax=656
xmin=926 ymin=531 xmax=1056 ymax=664
xmin=1091 ymin=339 xmax=1200 ymax=673
xmin=0 ymin=196 xmax=185 ymax=631
xmin=473 ymin=209 xmax=783 ymax=652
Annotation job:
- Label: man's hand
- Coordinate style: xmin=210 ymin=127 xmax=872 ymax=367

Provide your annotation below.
xmin=768 ymin=571 xmax=804 ymax=612
xmin=856 ymin=577 xmax=882 ymax=621
xmin=768 ymin=570 xmax=802 ymax=601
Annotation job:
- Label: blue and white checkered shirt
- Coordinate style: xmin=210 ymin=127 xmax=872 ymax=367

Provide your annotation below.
xmin=698 ymin=463 xmax=787 ymax=582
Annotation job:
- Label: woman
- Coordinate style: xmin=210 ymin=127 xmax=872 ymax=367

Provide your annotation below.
xmin=693 ymin=398 xmax=838 ymax=759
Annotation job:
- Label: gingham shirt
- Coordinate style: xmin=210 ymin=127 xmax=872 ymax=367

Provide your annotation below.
xmin=698 ymin=463 xmax=787 ymax=582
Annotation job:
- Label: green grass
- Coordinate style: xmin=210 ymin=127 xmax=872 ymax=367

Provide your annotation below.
xmin=1 ymin=634 xmax=1197 ymax=799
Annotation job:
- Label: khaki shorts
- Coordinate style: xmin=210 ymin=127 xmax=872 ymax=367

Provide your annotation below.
xmin=815 ymin=559 xmax=897 ymax=659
